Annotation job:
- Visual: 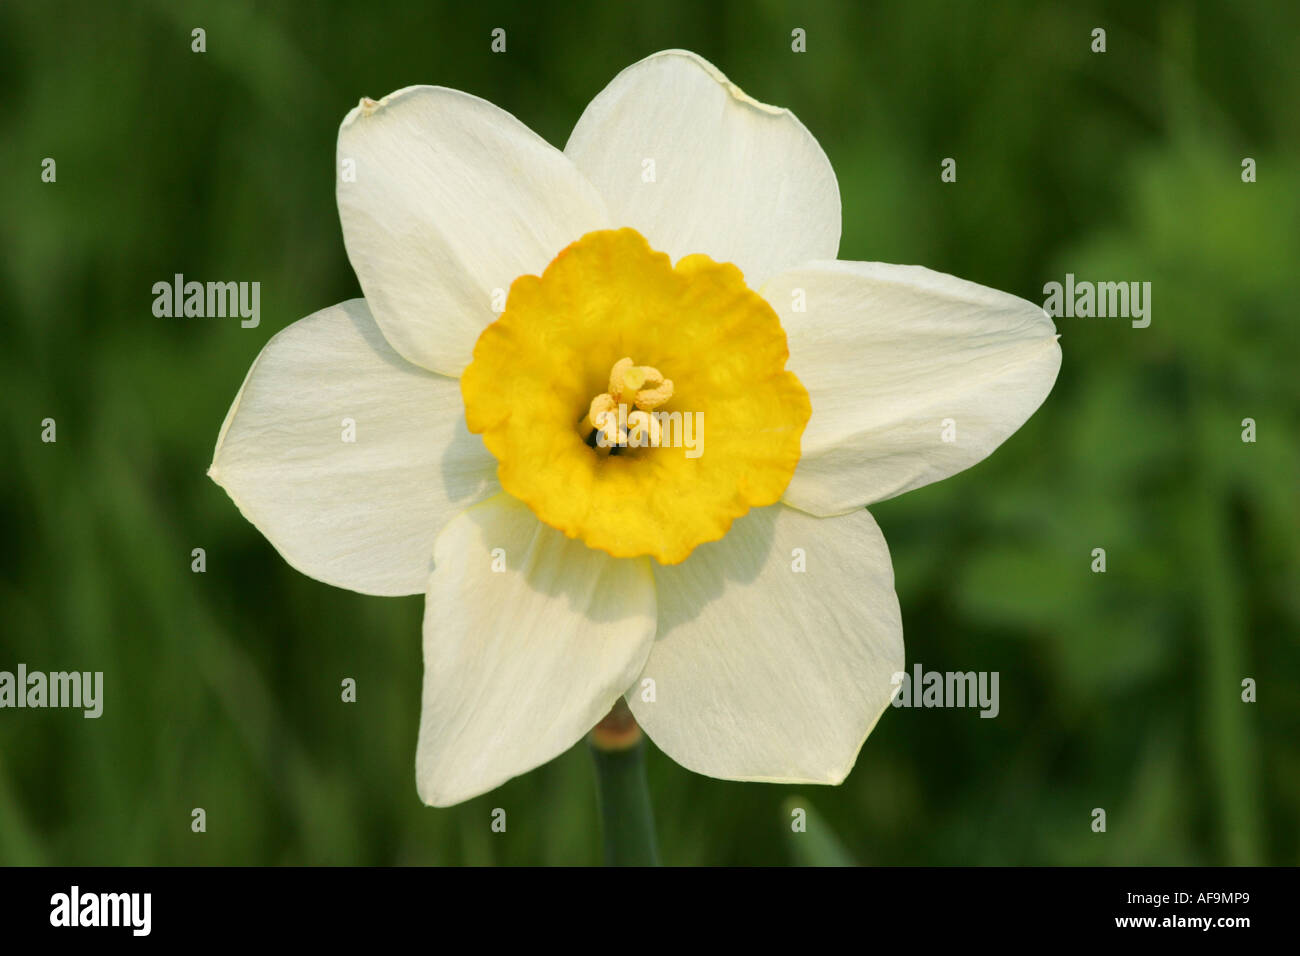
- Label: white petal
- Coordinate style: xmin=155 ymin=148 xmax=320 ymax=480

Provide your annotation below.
xmin=209 ymin=299 xmax=498 ymax=596
xmin=337 ymin=86 xmax=608 ymax=377
xmin=764 ymin=261 xmax=1062 ymax=516
xmin=417 ymin=495 xmax=656 ymax=806
xmin=629 ymin=504 xmax=902 ymax=784
xmin=565 ymin=50 xmax=840 ymax=288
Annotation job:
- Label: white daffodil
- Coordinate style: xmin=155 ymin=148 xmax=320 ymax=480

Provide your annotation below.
xmin=209 ymin=49 xmax=1060 ymax=807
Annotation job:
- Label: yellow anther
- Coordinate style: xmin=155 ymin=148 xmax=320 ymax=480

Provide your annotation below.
xmin=578 ymin=393 xmax=622 ymax=453
xmin=608 ymin=358 xmax=634 ymax=399
xmin=581 ymin=358 xmax=674 ymax=451
xmin=634 ymin=378 xmax=673 ymax=411
xmin=607 ymin=356 xmax=674 ymax=411
xmin=578 ymin=392 xmax=614 ymax=432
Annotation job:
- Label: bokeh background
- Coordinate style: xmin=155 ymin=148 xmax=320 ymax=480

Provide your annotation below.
xmin=1 ymin=0 xmax=1296 ymax=865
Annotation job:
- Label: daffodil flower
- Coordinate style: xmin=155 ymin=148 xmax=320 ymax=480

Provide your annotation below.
xmin=209 ymin=50 xmax=1060 ymax=807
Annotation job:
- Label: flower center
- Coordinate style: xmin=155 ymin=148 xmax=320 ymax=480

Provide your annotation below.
xmin=461 ymin=228 xmax=810 ymax=564
xmin=580 ymin=358 xmax=675 ymax=452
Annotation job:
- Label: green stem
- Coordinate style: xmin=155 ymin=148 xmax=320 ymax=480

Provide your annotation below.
xmin=588 ymin=702 xmax=660 ymax=866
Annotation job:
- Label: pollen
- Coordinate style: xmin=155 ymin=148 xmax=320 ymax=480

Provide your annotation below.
xmin=579 ymin=358 xmax=674 ymax=451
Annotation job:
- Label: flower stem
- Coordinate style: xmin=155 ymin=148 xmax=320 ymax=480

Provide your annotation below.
xmin=588 ymin=699 xmax=660 ymax=866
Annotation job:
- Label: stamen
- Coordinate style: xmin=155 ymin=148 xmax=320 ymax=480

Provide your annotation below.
xmin=578 ymin=393 xmax=621 ymax=455
xmin=607 ymin=357 xmax=673 ymax=410
xmin=580 ymin=357 xmax=674 ymax=451
xmin=633 ymin=379 xmax=673 ymax=411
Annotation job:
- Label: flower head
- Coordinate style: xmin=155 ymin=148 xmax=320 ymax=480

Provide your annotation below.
xmin=461 ymin=227 xmax=810 ymax=564
xmin=209 ymin=50 xmax=1060 ymax=806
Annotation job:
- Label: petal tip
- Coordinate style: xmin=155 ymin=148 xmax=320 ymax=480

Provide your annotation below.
xmin=415 ymin=779 xmax=457 ymax=809
xmin=647 ymin=48 xmax=787 ymax=116
xmin=340 ymin=85 xmax=432 ymax=129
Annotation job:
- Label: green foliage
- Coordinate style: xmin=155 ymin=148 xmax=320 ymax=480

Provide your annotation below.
xmin=1 ymin=0 xmax=1295 ymax=864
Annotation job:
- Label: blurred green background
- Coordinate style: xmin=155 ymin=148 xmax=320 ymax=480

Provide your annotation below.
xmin=1 ymin=0 xmax=1296 ymax=865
